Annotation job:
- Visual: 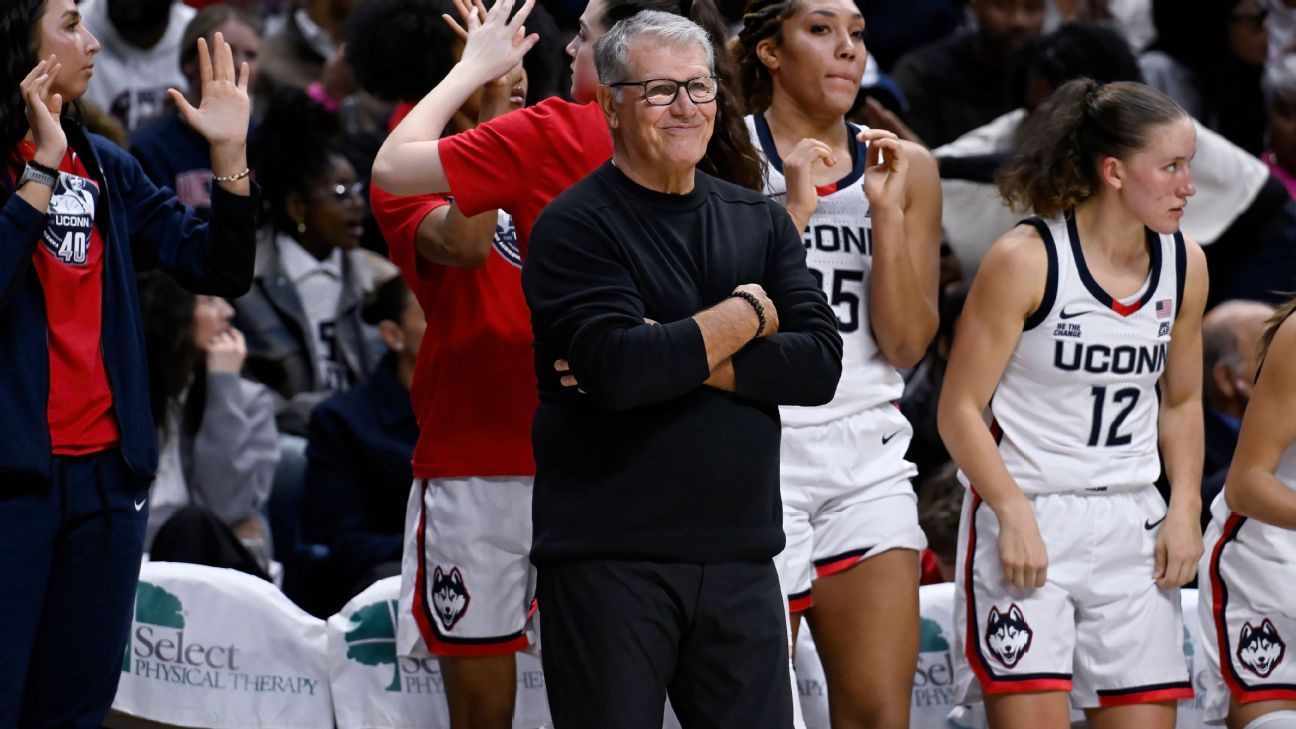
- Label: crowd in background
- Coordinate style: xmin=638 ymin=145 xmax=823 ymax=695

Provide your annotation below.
xmin=67 ymin=0 xmax=1296 ymax=615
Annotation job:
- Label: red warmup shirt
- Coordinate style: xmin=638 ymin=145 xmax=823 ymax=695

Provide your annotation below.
xmin=371 ymin=186 xmax=537 ymax=479
xmin=438 ymin=97 xmax=613 ymax=255
xmin=371 ymin=99 xmax=612 ymax=478
xmin=20 ymin=142 xmax=120 ymax=454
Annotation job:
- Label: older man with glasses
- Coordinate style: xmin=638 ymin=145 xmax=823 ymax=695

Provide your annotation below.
xmin=522 ymin=11 xmax=842 ymax=728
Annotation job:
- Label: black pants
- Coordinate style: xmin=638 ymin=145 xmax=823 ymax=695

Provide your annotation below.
xmin=537 ymin=560 xmax=792 ymax=729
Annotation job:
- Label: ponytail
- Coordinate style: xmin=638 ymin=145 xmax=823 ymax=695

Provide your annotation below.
xmin=997 ymin=79 xmax=1187 ymax=219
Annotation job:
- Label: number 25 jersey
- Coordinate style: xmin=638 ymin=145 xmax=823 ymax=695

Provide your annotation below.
xmin=745 ymin=114 xmax=902 ymax=427
xmin=991 ymin=216 xmax=1186 ymax=495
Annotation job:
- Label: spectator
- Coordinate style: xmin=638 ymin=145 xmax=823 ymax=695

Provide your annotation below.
xmin=132 ymin=5 xmax=263 ymax=209
xmin=916 ymin=461 xmax=963 ymax=584
xmin=257 ymin=0 xmax=354 ymax=95
xmin=1262 ymin=54 xmax=1296 ymax=198
xmin=138 ymin=271 xmax=278 ymax=578
xmin=238 ymin=89 xmax=396 ymax=437
xmin=523 ymin=11 xmax=842 ymax=725
xmin=857 ymin=0 xmax=966 ymax=72
xmin=1201 ymin=299 xmax=1276 ymax=524
xmin=0 ymin=1 xmax=255 ymax=722
xmin=902 ymin=281 xmax=969 ymax=484
xmin=79 ymin=0 xmax=197 ymax=131
xmin=891 ymin=0 xmax=1046 ymax=147
xmin=1141 ymin=0 xmax=1269 ymax=154
xmin=301 ymin=276 xmax=421 ymax=610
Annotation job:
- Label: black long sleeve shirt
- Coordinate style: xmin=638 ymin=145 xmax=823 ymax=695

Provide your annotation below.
xmin=522 ymin=162 xmax=843 ymax=565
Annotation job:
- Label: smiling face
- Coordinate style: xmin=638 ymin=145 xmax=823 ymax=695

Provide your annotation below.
xmin=1106 ymin=116 xmax=1197 ymax=235
xmin=566 ymin=0 xmax=607 ymax=103
xmin=34 ymin=0 xmax=101 ymax=104
xmin=758 ymin=0 xmax=867 ymax=119
xmin=603 ymin=39 xmax=716 ymax=181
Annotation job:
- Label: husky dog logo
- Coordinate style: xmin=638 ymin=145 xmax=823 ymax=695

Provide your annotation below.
xmin=1237 ymin=619 xmax=1286 ymax=678
xmin=985 ymin=604 xmax=1033 ymax=668
xmin=431 ymin=566 xmax=470 ymax=631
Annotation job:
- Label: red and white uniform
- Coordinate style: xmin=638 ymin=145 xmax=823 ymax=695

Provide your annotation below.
xmin=1198 ymin=406 xmax=1296 ymax=722
xmin=376 ymin=98 xmax=612 ymax=657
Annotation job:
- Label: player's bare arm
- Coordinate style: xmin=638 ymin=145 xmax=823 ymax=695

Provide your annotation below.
xmin=866 ymin=135 xmax=941 ymax=369
xmin=372 ymin=0 xmax=538 ymax=196
xmin=1155 ymin=237 xmax=1208 ymax=588
xmin=1225 ymin=312 xmax=1296 ymax=529
xmin=938 ymin=226 xmax=1049 ymax=590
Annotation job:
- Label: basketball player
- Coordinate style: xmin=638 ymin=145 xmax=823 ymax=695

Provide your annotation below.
xmin=938 ymin=79 xmax=1207 ymax=729
xmin=733 ymin=2 xmax=941 ymax=726
xmin=1199 ymin=296 xmax=1296 ymax=729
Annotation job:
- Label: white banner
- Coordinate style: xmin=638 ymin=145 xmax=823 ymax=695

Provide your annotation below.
xmin=327 ymin=576 xmax=551 ymax=729
xmin=111 ymin=562 xmax=333 ymax=729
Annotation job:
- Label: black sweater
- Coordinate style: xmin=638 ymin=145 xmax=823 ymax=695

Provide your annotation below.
xmin=522 ymin=162 xmax=843 ymax=565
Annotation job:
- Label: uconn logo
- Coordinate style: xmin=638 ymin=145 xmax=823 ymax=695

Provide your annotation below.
xmin=1053 ymin=341 xmax=1167 ymax=375
xmin=803 ymin=225 xmax=873 ymax=256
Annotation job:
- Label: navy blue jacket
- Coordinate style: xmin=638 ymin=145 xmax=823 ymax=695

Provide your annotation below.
xmin=302 ymin=354 xmax=417 ymax=589
xmin=0 ymin=120 xmax=257 ymax=481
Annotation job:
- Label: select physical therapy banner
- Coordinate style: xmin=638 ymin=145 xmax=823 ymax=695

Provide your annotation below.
xmin=109 ymin=566 xmax=1210 ymax=728
xmin=328 ymin=576 xmax=551 ymax=729
xmin=112 ymin=562 xmax=334 ymax=729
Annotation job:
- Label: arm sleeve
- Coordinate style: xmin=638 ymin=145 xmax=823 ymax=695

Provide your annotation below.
xmin=112 ymin=142 xmax=258 ymax=298
xmin=301 ymin=400 xmax=403 ymax=579
xmin=730 ymin=205 xmax=843 ymax=406
xmin=0 ymin=193 xmax=47 ymax=311
xmin=439 ymin=106 xmax=544 ymax=218
xmin=369 ymin=183 xmax=449 ymax=284
xmin=189 ymin=373 xmax=280 ymax=526
xmin=522 ymin=208 xmax=711 ymax=412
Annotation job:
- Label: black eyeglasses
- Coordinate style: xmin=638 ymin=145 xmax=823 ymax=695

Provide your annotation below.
xmin=316 ymin=181 xmax=365 ymax=203
xmin=606 ymin=76 xmax=720 ymax=106
xmin=1231 ymin=8 xmax=1269 ymax=29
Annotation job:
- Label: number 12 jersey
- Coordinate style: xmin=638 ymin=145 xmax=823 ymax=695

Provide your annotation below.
xmin=991 ymin=216 xmax=1186 ymax=495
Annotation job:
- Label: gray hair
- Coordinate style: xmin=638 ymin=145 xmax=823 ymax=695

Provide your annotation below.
xmin=593 ymin=10 xmax=715 ymax=92
xmin=1264 ymin=54 xmax=1296 ymax=109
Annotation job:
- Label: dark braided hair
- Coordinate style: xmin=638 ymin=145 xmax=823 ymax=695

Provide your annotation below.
xmin=1 ymin=0 xmax=47 ymax=196
xmin=735 ymin=0 xmax=801 ymax=115
xmin=602 ymin=0 xmax=766 ymax=191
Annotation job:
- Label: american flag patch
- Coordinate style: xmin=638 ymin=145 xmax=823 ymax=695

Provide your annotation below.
xmin=1156 ymin=299 xmax=1173 ymax=319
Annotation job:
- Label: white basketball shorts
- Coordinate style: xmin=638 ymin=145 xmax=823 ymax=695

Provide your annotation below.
xmin=775 ymin=403 xmax=925 ymax=612
xmin=397 ymin=476 xmax=535 ymax=657
xmin=954 ymin=484 xmax=1193 ymax=708
xmin=1199 ymin=511 xmax=1296 ymax=723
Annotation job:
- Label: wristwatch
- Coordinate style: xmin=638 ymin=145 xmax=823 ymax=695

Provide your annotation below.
xmin=18 ymin=160 xmax=58 ymax=189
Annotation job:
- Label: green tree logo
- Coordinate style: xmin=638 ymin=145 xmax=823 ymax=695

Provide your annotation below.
xmin=123 ymin=582 xmax=185 ymax=671
xmin=345 ymin=600 xmax=402 ymax=692
xmin=920 ymin=617 xmax=950 ymax=653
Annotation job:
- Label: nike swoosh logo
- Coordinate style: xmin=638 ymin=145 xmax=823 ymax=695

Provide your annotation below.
xmin=881 ymin=431 xmax=901 ymax=445
xmin=1059 ymin=308 xmax=1092 ymax=320
xmin=134 ymin=499 xmax=146 ymax=512
xmin=1144 ymin=515 xmax=1166 ymax=530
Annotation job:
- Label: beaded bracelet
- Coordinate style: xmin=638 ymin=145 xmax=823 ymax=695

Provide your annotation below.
xmin=212 ymin=167 xmax=251 ymax=183
xmin=730 ymin=290 xmax=766 ymax=339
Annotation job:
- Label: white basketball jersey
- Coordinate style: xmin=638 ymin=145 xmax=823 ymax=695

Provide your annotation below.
xmin=989 ymin=216 xmax=1186 ymax=495
xmin=745 ymin=114 xmax=904 ymax=427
